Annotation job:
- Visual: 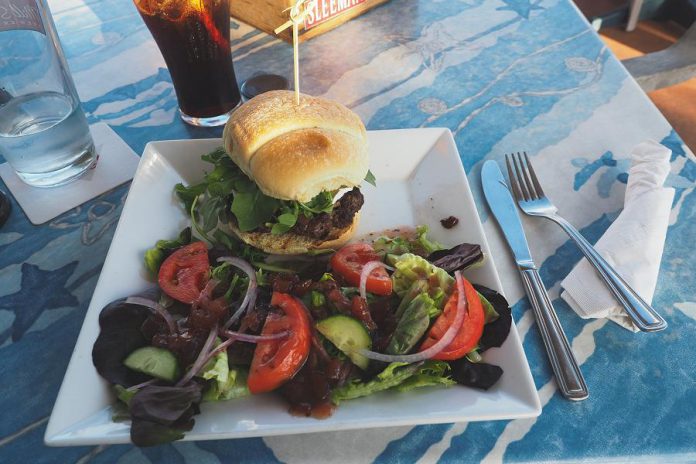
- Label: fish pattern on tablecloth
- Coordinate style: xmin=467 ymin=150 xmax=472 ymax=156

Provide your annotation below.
xmin=1 ymin=0 xmax=696 ymax=462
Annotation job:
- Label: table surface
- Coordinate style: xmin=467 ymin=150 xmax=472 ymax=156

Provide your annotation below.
xmin=2 ymin=0 xmax=696 ymax=462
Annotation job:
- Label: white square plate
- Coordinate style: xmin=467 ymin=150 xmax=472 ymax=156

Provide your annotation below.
xmin=45 ymin=128 xmax=540 ymax=446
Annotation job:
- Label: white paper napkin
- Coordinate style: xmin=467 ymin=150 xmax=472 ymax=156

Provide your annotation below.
xmin=560 ymin=140 xmax=675 ymax=332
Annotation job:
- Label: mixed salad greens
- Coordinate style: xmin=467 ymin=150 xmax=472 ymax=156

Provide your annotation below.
xmin=91 ymin=150 xmax=512 ymax=447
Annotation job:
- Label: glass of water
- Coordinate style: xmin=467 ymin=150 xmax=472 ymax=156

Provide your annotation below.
xmin=0 ymin=0 xmax=96 ymax=188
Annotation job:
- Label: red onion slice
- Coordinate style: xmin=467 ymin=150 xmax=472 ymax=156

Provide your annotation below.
xmin=359 ymin=260 xmax=390 ymax=300
xmin=202 ymin=327 xmax=290 ymax=366
xmin=202 ymin=337 xmax=235 ymax=365
xmin=217 ymin=257 xmax=258 ymax=329
xmin=357 ymin=271 xmax=467 ymax=364
xmin=126 ymin=296 xmax=176 ymax=334
xmin=219 ymin=329 xmax=289 ymax=343
xmin=177 ymin=323 xmax=218 ymax=386
xmin=127 ymin=378 xmax=158 ymax=392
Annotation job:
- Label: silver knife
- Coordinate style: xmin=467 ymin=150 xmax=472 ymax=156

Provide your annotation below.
xmin=481 ymin=160 xmax=589 ymax=401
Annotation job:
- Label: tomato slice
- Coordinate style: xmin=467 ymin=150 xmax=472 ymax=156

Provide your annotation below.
xmin=248 ymin=292 xmax=311 ymax=394
xmin=419 ymin=276 xmax=485 ymax=360
xmin=157 ymin=241 xmax=210 ymax=304
xmin=330 ymin=243 xmax=392 ymax=296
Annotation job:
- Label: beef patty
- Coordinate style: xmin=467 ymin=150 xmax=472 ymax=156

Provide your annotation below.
xmin=292 ymin=188 xmax=364 ymax=240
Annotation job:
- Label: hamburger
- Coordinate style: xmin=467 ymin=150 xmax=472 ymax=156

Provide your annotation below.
xmin=221 ymin=90 xmax=369 ymax=255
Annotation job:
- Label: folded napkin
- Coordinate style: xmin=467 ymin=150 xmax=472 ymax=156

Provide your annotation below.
xmin=560 ymin=140 xmax=675 ymax=332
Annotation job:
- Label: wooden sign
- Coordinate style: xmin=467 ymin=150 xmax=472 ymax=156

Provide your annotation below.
xmin=230 ymin=0 xmax=389 ymax=43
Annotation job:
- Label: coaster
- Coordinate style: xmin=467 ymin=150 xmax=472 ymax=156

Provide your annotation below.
xmin=0 ymin=122 xmax=140 ymax=225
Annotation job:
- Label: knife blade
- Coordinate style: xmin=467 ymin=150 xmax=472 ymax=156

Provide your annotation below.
xmin=481 ymin=160 xmax=588 ymax=401
xmin=481 ymin=160 xmax=534 ymax=268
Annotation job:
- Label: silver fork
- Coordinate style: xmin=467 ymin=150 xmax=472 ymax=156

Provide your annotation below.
xmin=506 ymin=152 xmax=667 ymax=332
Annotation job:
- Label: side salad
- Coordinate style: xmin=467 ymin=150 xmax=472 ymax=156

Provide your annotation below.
xmin=91 ymin=155 xmax=512 ymax=448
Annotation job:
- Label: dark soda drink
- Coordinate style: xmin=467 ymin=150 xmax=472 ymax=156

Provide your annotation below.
xmin=134 ymin=0 xmax=241 ymax=126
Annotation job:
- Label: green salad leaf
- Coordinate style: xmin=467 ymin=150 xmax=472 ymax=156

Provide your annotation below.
xmin=414 ymin=225 xmax=445 ymax=255
xmin=465 ymin=350 xmax=483 ymax=363
xmin=271 ymin=211 xmax=298 ymax=235
xmin=373 ymin=225 xmax=444 ymax=257
xmin=199 ymin=342 xmax=250 ymax=402
xmin=364 ymin=170 xmax=377 ymax=187
xmin=231 ymin=190 xmax=281 ymax=232
xmin=387 ymin=293 xmax=437 ymax=355
xmin=155 ymin=227 xmax=193 ymax=250
xmin=389 ymin=253 xmax=454 ymax=308
xmin=299 ymin=190 xmax=335 ymax=215
xmin=212 ymin=229 xmax=239 ymax=251
xmin=479 ymin=293 xmax=500 ymax=324
xmin=143 ymin=249 xmax=164 ymax=278
xmin=202 ymin=368 xmax=250 ymax=402
xmin=331 ymin=362 xmax=419 ymax=403
xmin=114 ymin=384 xmax=137 ymax=407
xmin=311 ymin=291 xmax=326 ymax=307
xmin=394 ymin=280 xmax=429 ymax=319
xmin=174 ymin=183 xmax=207 ymax=213
xmin=198 ymin=339 xmax=229 ymax=393
xmin=331 ymin=361 xmax=454 ymax=403
xmin=394 ymin=361 xmax=455 ymax=392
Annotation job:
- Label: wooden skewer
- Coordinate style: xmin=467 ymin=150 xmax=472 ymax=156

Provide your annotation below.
xmin=274 ymin=0 xmax=317 ymax=105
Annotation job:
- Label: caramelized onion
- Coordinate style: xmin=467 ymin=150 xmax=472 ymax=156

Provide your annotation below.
xmin=219 ymin=329 xmax=289 ymax=343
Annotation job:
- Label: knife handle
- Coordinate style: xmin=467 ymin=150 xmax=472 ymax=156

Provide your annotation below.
xmin=520 ymin=268 xmax=589 ymax=401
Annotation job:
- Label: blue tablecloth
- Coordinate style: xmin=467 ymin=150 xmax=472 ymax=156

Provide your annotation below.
xmin=2 ymin=0 xmax=695 ymax=462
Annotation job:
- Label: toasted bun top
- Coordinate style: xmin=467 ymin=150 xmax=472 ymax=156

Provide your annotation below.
xmin=222 ymin=90 xmax=368 ymax=202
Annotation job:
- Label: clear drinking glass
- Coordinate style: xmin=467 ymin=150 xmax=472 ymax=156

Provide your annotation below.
xmin=133 ymin=0 xmax=242 ymax=127
xmin=0 ymin=0 xmax=97 ymax=188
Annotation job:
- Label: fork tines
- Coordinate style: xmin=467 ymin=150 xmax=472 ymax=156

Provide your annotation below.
xmin=505 ymin=152 xmax=545 ymax=202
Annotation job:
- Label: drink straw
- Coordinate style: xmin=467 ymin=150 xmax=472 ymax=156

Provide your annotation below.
xmin=274 ymin=0 xmax=317 ymax=105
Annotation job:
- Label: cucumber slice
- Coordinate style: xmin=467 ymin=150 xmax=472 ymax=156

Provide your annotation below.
xmin=124 ymin=346 xmax=180 ymax=382
xmin=316 ymin=315 xmax=371 ymax=370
